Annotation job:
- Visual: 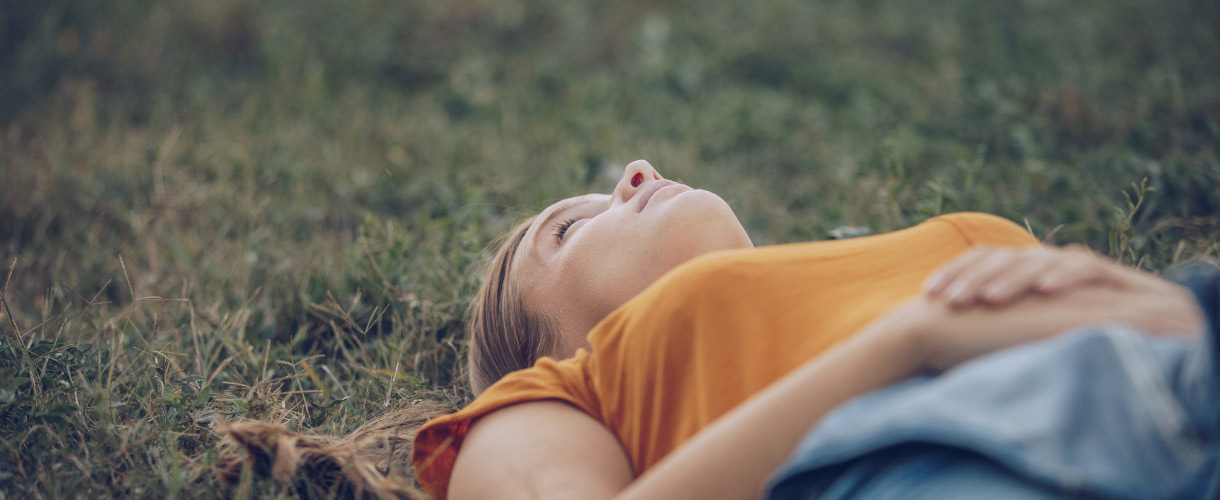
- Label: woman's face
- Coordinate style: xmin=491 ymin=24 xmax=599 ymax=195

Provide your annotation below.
xmin=512 ymin=160 xmax=753 ymax=354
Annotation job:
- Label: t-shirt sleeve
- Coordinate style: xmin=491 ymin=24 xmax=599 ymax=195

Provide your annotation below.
xmin=411 ymin=351 xmax=599 ymax=499
xmin=929 ymin=212 xmax=1039 ymax=248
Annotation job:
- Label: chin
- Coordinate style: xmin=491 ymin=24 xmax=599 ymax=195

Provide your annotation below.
xmin=663 ymin=190 xmax=752 ymax=254
xmin=674 ymin=189 xmax=737 ymax=217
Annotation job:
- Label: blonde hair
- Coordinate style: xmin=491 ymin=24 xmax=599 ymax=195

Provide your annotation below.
xmin=210 ymin=218 xmax=560 ymax=496
xmin=213 ymin=401 xmax=455 ymax=499
xmin=466 ymin=216 xmax=561 ymax=395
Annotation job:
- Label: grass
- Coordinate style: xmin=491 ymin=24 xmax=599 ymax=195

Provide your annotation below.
xmin=2 ymin=0 xmax=1219 ymax=497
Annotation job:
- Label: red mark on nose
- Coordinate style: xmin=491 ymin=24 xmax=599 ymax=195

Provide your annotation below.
xmin=631 ymin=173 xmax=643 ymax=187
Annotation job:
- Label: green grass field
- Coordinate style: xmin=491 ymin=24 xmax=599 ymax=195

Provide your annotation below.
xmin=2 ymin=0 xmax=1219 ymax=497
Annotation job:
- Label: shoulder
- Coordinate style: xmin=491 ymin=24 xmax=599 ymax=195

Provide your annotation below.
xmin=927 ymin=212 xmax=1038 ymax=247
xmin=451 ymin=400 xmax=633 ymax=500
xmin=413 ymin=354 xmax=603 ymax=498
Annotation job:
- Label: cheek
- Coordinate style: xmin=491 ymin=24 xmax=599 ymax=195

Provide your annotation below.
xmin=558 ymin=236 xmax=639 ymax=314
xmin=553 ymin=242 xmax=605 ymax=301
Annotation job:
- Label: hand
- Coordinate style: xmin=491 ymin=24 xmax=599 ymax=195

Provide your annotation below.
xmin=923 ymin=245 xmax=1151 ymax=308
xmin=904 ymin=281 xmax=1203 ymax=372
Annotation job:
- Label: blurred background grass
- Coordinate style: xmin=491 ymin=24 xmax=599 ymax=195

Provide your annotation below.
xmin=1 ymin=0 xmax=1218 ymax=497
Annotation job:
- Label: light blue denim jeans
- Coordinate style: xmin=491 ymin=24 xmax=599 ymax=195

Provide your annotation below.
xmin=767 ymin=266 xmax=1220 ymax=500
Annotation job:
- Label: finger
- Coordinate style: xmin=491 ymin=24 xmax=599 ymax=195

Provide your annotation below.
xmin=975 ymin=253 xmax=1063 ymax=305
xmin=941 ymin=249 xmax=1026 ymax=307
xmin=1034 ymin=248 xmax=1123 ymax=293
xmin=1032 ymin=258 xmax=1100 ymax=293
xmin=924 ymin=247 xmax=1005 ymax=297
xmin=1032 ymin=245 xmax=1089 ymax=291
xmin=966 ymin=247 xmax=1075 ymax=306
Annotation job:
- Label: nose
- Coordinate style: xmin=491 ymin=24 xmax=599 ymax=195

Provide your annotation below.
xmin=612 ymin=160 xmax=664 ymax=205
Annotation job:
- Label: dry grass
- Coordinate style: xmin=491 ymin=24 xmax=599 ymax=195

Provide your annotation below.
xmin=2 ymin=0 xmax=1218 ymax=497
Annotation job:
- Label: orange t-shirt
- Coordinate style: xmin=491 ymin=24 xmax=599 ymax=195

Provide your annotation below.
xmin=412 ymin=213 xmax=1037 ymax=498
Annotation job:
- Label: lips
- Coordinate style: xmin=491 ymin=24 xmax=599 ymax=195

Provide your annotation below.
xmin=637 ymin=179 xmax=681 ymax=212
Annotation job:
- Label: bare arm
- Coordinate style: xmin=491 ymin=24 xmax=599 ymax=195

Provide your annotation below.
xmin=450 ymin=400 xmax=634 ymax=500
xmin=620 ymin=287 xmax=1201 ymax=499
xmin=450 ymin=306 xmax=925 ymax=500
xmin=617 ymin=301 xmax=926 ymax=500
xmin=452 ymin=249 xmax=1203 ymax=500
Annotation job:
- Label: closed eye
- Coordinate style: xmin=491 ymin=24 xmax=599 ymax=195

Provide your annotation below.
xmin=553 ymin=218 xmax=579 ymax=242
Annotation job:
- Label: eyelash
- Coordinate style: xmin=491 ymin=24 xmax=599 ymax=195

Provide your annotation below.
xmin=553 ymin=218 xmax=578 ymax=241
